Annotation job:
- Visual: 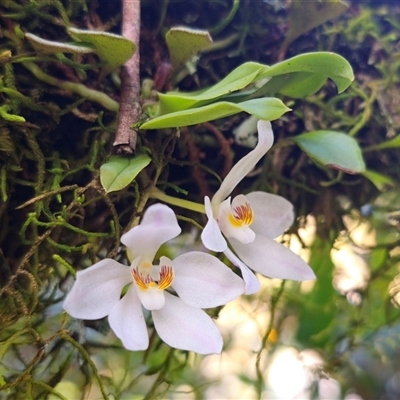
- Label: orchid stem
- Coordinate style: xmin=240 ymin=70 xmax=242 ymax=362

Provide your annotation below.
xmin=150 ymin=188 xmax=205 ymax=214
xmin=255 ymin=280 xmax=286 ymax=399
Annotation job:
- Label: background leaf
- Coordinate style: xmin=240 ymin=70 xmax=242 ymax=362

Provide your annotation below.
xmin=25 ymin=33 xmax=94 ymax=54
xmin=366 ymin=134 xmax=400 ymax=151
xmin=68 ymin=27 xmax=136 ymax=75
xmin=290 ymin=130 xmax=365 ymax=173
xmin=166 ymin=27 xmax=212 ymax=71
xmin=362 ymin=170 xmax=395 ymax=191
xmin=140 ymin=98 xmax=290 ymax=129
xmin=100 ymin=154 xmax=151 ymax=193
xmin=280 ymin=0 xmax=348 ymax=54
xmin=296 ymin=238 xmax=337 ymax=347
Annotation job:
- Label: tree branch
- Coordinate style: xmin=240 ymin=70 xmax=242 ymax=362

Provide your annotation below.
xmin=113 ymin=0 xmax=141 ymax=154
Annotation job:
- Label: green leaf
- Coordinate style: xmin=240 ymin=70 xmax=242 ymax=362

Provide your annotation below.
xmin=281 ymin=0 xmax=348 ymax=54
xmin=159 ymin=62 xmax=263 ymax=114
xmin=251 ymin=52 xmax=354 ymax=99
xmin=370 ymin=248 xmax=388 ymax=272
xmin=250 ymin=71 xmax=326 ymax=98
xmin=258 ymin=52 xmax=354 ymax=91
xmin=68 ymin=28 xmax=136 ymax=75
xmin=290 ymin=130 xmax=365 ymax=174
xmin=25 ymin=33 xmax=95 ymax=54
xmin=158 ymin=52 xmax=354 ymax=114
xmin=100 ymin=154 xmax=151 ymax=193
xmin=0 ymin=372 xmax=5 ymax=387
xmin=296 ymin=239 xmax=337 ymax=347
xmin=14 ymin=24 xmax=25 ymax=40
xmin=140 ymin=97 xmax=290 ymax=129
xmin=362 ymin=170 xmax=395 ymax=191
xmin=367 ymin=134 xmax=400 ymax=150
xmin=166 ymin=27 xmax=212 ymax=71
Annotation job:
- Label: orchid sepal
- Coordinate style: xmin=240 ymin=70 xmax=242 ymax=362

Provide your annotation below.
xmin=212 ymin=120 xmax=274 ymax=205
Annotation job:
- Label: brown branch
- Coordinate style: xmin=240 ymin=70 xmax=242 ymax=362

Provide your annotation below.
xmin=15 ymin=185 xmax=79 ymax=209
xmin=113 ymin=0 xmax=141 ymax=154
xmin=182 ymin=128 xmax=212 ymax=199
xmin=200 ymin=122 xmax=233 ymax=179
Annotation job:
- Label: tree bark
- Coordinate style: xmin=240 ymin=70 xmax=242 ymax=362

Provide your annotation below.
xmin=113 ymin=0 xmax=141 ymax=154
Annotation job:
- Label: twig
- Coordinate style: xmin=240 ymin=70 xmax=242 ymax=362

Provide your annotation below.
xmin=16 ymin=185 xmax=79 ymax=209
xmin=209 ymin=0 xmax=240 ymax=35
xmin=113 ymin=0 xmax=141 ymax=154
xmin=182 ymin=128 xmax=212 ymax=198
xmin=200 ymin=122 xmax=233 ymax=178
xmin=255 ymin=280 xmax=286 ymax=399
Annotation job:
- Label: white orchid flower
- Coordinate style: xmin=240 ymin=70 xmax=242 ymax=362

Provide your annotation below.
xmin=201 ymin=120 xmax=315 ymax=295
xmin=64 ymin=204 xmax=244 ymax=355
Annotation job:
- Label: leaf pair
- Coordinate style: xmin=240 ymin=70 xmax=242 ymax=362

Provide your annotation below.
xmin=140 ymin=52 xmax=354 ymax=129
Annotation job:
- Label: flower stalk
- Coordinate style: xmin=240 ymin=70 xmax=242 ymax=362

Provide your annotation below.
xmin=150 ymin=187 xmax=205 ymax=214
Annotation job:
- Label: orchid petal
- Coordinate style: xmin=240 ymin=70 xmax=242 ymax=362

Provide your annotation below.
xmin=218 ymin=197 xmax=256 ymax=244
xmin=63 ymin=259 xmax=131 ymax=320
xmin=172 ymin=251 xmax=244 ymax=308
xmin=152 ymin=292 xmax=223 ymax=354
xmin=135 ymin=286 xmax=166 ymax=311
xmin=230 ymin=235 xmax=316 ymax=281
xmin=121 ymin=204 xmax=181 ymax=262
xmin=201 ymin=196 xmax=227 ymax=252
xmin=224 ymin=248 xmax=261 ymax=295
xmin=247 ymin=191 xmax=294 ymax=238
xmin=212 ymin=120 xmax=274 ymax=205
xmin=108 ymin=286 xmax=149 ymax=351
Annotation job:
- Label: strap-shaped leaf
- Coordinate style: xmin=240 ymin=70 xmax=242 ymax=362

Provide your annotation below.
xmin=252 ymin=52 xmax=354 ymax=99
xmin=159 ymin=62 xmax=263 ymax=114
xmin=140 ymin=97 xmax=290 ymax=129
xmin=157 ymin=52 xmax=354 ymax=114
xmin=100 ymin=154 xmax=151 ymax=193
xmin=249 ymin=71 xmax=326 ymax=98
xmin=290 ymin=130 xmax=365 ymax=174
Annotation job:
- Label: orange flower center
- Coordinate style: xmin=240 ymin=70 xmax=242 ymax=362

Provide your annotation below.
xmin=228 ymin=202 xmax=254 ymax=227
xmin=132 ymin=264 xmax=174 ymax=291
